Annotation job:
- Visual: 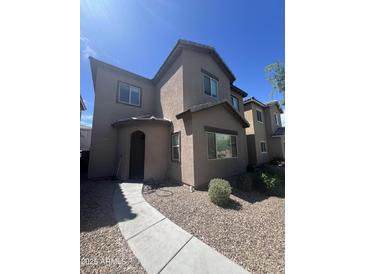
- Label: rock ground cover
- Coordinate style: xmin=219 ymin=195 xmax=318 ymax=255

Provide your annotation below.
xmin=143 ymin=182 xmax=285 ymax=274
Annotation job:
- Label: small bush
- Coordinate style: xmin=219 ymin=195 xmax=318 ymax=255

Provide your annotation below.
xmin=259 ymin=172 xmax=284 ymax=197
xmin=208 ymin=178 xmax=232 ymax=206
xmin=237 ymin=173 xmax=253 ymax=192
xmin=246 ymin=165 xmax=256 ymax=173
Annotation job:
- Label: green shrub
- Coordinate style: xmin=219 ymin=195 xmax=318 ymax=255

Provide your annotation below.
xmin=208 ymin=178 xmax=232 ymax=206
xmin=254 ymin=171 xmax=285 ymax=197
xmin=237 ymin=173 xmax=253 ymax=192
xmin=259 ymin=172 xmax=284 ymax=197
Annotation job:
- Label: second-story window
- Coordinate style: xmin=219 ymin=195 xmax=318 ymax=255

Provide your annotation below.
xmin=118 ymin=81 xmax=141 ymax=107
xmin=203 ymin=74 xmax=218 ymax=98
xmin=274 ymin=113 xmax=279 ymax=126
xmin=171 ymin=132 xmax=181 ymax=162
xmin=231 ymin=95 xmax=239 ymax=111
xmin=256 ymin=109 xmax=263 ymax=123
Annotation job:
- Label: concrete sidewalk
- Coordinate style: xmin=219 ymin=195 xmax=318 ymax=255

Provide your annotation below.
xmin=113 ymin=182 xmax=250 ymax=274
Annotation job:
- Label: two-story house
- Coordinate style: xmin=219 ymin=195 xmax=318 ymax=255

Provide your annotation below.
xmin=88 ymin=39 xmax=251 ymax=188
xmin=243 ymin=97 xmax=285 ymax=165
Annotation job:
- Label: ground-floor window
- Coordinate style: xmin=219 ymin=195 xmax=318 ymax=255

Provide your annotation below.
xmin=207 ymin=132 xmax=237 ymax=159
xmin=171 ymin=132 xmax=181 ymax=162
xmin=260 ymin=141 xmax=267 ymax=153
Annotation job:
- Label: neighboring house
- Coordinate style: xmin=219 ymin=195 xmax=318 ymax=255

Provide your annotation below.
xmin=88 ymin=39 xmax=251 ymax=188
xmin=80 ymin=125 xmax=92 ymax=152
xmin=243 ymin=97 xmax=285 ymax=165
xmin=80 ymin=95 xmax=86 ymax=119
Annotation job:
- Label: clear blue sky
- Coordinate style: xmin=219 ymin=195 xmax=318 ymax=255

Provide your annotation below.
xmin=80 ymin=0 xmax=284 ymax=126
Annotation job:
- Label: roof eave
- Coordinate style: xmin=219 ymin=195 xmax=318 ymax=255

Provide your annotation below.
xmin=176 ymin=101 xmax=250 ymax=128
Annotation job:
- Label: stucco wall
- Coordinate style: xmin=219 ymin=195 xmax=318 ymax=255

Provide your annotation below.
xmin=116 ymin=122 xmax=170 ymax=181
xmin=269 ymin=137 xmax=285 ymax=160
xmin=154 ymin=53 xmax=194 ymax=184
xmin=182 ymin=49 xmax=232 ymax=110
xmin=80 ymin=127 xmax=92 ymax=151
xmin=250 ymin=104 xmax=269 ymax=165
xmin=88 ymin=63 xmax=156 ymax=178
xmin=244 ymin=103 xmax=255 ymax=135
xmin=191 ymin=105 xmax=248 ymax=188
xmin=264 ymin=104 xmax=284 ymax=161
xmin=230 ymin=90 xmax=244 ymax=117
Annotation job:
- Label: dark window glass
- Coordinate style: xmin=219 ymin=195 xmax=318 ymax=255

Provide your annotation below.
xmin=203 ymin=75 xmax=211 ymax=95
xmin=211 ymin=78 xmax=218 ymax=97
xmin=119 ymin=83 xmax=130 ymax=103
xmin=261 ymin=142 xmax=267 ymax=153
xmin=256 ymin=110 xmax=263 ymax=122
xmin=130 ymin=89 xmax=140 ymax=106
xmin=207 ymin=132 xmax=216 ymax=159
xmin=171 ymin=132 xmax=180 ymax=161
xmin=231 ymin=96 xmax=239 ymax=111
xmin=231 ymin=135 xmax=237 ymax=157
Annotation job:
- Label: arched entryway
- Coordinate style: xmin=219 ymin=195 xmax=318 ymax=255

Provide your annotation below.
xmin=129 ymin=131 xmax=145 ymax=180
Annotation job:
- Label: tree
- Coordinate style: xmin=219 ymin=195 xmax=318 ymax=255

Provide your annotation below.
xmin=264 ymin=61 xmax=285 ymax=105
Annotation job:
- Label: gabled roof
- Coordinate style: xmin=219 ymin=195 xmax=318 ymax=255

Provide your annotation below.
xmin=272 ymin=127 xmax=285 ymax=137
xmin=231 ymin=84 xmax=248 ymax=97
xmin=243 ymin=97 xmax=284 ymax=114
xmin=265 ymin=101 xmax=284 ymax=114
xmin=153 ymin=39 xmax=236 ymax=84
xmin=80 ymin=95 xmax=87 ymax=111
xmin=112 ymin=115 xmax=171 ymax=128
xmin=176 ymin=100 xmax=250 ymax=128
xmin=243 ymin=97 xmax=266 ymax=108
xmin=89 ymin=39 xmax=247 ymax=94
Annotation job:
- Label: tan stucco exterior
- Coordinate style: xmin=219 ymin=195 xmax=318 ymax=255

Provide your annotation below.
xmin=244 ymin=99 xmax=285 ymax=165
xmin=116 ymin=122 xmax=170 ymax=181
xmin=191 ymin=105 xmax=248 ymax=188
xmin=88 ymin=39 xmax=251 ymax=187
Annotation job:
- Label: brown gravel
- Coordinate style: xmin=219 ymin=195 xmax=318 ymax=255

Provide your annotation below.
xmin=80 ymin=180 xmax=146 ymax=274
xmin=143 ymin=182 xmax=284 ymax=274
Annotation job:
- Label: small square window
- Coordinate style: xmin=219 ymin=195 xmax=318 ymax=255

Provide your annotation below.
xmin=256 ymin=109 xmax=263 ymax=123
xmin=231 ymin=95 xmax=239 ymax=111
xmin=260 ymin=141 xmax=267 ymax=153
xmin=203 ymin=73 xmax=218 ymax=98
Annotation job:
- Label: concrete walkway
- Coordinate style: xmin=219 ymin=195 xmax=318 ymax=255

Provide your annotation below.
xmin=113 ymin=182 xmax=250 ymax=274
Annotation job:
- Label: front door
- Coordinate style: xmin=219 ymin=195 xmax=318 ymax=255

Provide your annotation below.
xmin=129 ymin=131 xmax=145 ymax=180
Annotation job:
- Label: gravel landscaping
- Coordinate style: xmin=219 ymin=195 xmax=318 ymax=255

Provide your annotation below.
xmin=80 ymin=180 xmax=146 ymax=274
xmin=143 ymin=181 xmax=285 ymax=274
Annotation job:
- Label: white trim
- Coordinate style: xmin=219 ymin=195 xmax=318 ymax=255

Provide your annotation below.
xmin=202 ymin=73 xmax=218 ymax=99
xmin=256 ymin=109 xmax=264 ymax=124
xmin=206 ymin=131 xmax=238 ymax=160
xmin=260 ymin=140 xmax=268 ymax=154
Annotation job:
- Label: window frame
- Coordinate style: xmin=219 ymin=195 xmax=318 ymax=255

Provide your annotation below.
xmin=206 ymin=131 xmax=238 ymax=160
xmin=231 ymin=95 xmax=239 ymax=111
xmin=260 ymin=141 xmax=268 ymax=154
xmin=171 ymin=132 xmax=181 ymax=163
xmin=256 ymin=109 xmax=263 ymax=123
xmin=117 ymin=81 xmax=142 ymax=107
xmin=274 ymin=113 xmax=279 ymax=126
xmin=202 ymin=73 xmax=218 ymax=98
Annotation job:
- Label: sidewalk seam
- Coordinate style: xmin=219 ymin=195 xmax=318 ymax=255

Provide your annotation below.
xmin=125 ymin=217 xmax=166 ymax=241
xmin=129 ymin=200 xmax=146 ymax=206
xmin=157 ymin=235 xmax=194 ymax=274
